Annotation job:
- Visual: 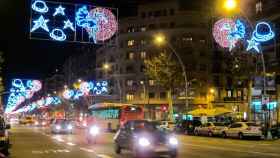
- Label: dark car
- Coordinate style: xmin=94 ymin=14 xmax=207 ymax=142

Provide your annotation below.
xmin=271 ymin=125 xmax=280 ymax=139
xmin=0 ymin=118 xmax=11 ymax=156
xmin=175 ymin=120 xmax=202 ymax=135
xmin=50 ymin=119 xmax=74 ymax=134
xmin=114 ymin=120 xmax=178 ymax=158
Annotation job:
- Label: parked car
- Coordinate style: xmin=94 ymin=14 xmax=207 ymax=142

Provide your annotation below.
xmin=194 ymin=122 xmax=227 ymax=137
xmin=222 ymin=122 xmax=262 ymax=139
xmin=270 ymin=125 xmax=280 ymax=139
xmin=50 ymin=119 xmax=74 ymax=134
xmin=114 ymin=120 xmax=178 ymax=158
xmin=175 ymin=120 xmax=202 ymax=135
xmin=159 ymin=121 xmax=176 ymax=132
xmin=0 ymin=117 xmax=11 ymax=156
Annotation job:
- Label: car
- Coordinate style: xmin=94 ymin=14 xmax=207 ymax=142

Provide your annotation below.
xmin=0 ymin=117 xmax=11 ymax=156
xmin=159 ymin=121 xmax=176 ymax=132
xmin=19 ymin=116 xmax=35 ymax=125
xmin=114 ymin=120 xmax=178 ymax=158
xmin=222 ymin=122 xmax=263 ymax=139
xmin=50 ymin=119 xmax=74 ymax=134
xmin=34 ymin=119 xmax=49 ymax=127
xmin=270 ymin=125 xmax=280 ymax=139
xmin=175 ymin=120 xmax=202 ymax=135
xmin=194 ymin=122 xmax=227 ymax=137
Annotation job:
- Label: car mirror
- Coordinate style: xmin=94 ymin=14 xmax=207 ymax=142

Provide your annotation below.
xmin=6 ymin=124 xmax=11 ymax=129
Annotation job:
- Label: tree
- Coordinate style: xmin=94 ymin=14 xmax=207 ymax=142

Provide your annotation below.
xmin=145 ymin=52 xmax=184 ymax=121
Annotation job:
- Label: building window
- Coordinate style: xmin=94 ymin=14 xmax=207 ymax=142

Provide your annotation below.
xmin=256 ymin=1 xmax=262 ymax=13
xmin=140 ymin=26 xmax=146 ymax=32
xmin=237 ymin=90 xmax=242 ymax=97
xmin=149 ymin=80 xmax=155 ymax=86
xmin=148 ymin=92 xmax=155 ymax=98
xmin=169 ymin=9 xmax=175 ymax=16
xmin=140 ymin=65 xmax=145 ymax=72
xmin=182 ymin=37 xmax=193 ymax=42
xmin=126 ymin=94 xmax=134 ymax=101
xmin=227 ymin=90 xmax=232 ymax=97
xmin=199 ymin=39 xmax=206 ymax=43
xmin=160 ymin=92 xmax=166 ymax=99
xmin=163 ymin=9 xmax=167 ymax=16
xmin=127 ymin=40 xmax=135 ymax=46
xmin=170 ymin=22 xmax=175 ymax=28
xmin=141 ymin=12 xmax=146 ymax=18
xmin=127 ymin=80 xmax=133 ymax=86
xmin=128 ymin=52 xmax=134 ymax=60
xmin=127 ymin=27 xmax=135 ymax=33
xmin=126 ymin=65 xmax=134 ymax=73
xmin=140 ymin=40 xmax=147 ymax=45
xmin=140 ymin=51 xmax=146 ymax=59
xmin=199 ymin=64 xmax=207 ymax=71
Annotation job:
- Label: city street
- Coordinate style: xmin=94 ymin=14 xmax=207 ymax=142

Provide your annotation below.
xmin=9 ymin=125 xmax=280 ymax=158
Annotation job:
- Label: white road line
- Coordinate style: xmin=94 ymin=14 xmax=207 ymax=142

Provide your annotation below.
xmin=182 ymin=143 xmax=280 ymax=157
xmin=96 ymin=154 xmax=113 ymax=158
xmin=80 ymin=147 xmax=94 ymax=153
xmin=67 ymin=142 xmax=76 ymax=146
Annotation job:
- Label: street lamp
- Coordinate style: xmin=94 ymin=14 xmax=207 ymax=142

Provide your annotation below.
xmin=210 ymin=88 xmax=215 ymax=94
xmin=223 ymin=0 xmax=237 ymax=11
xmin=78 ymin=79 xmax=82 ymax=83
xmin=153 ymin=34 xmax=189 ymax=113
xmin=103 ymin=63 xmax=110 ymax=70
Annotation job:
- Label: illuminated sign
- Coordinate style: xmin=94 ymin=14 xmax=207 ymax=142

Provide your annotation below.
xmin=30 ymin=0 xmax=118 ymax=44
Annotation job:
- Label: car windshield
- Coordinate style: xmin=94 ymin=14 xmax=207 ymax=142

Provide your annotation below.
xmin=213 ymin=122 xmax=225 ymax=126
xmin=55 ymin=120 xmax=70 ymax=125
xmin=131 ymin=121 xmax=157 ymax=132
xmin=246 ymin=123 xmax=258 ymax=127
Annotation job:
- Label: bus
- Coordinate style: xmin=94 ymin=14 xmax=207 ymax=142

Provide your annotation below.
xmin=87 ymin=103 xmax=144 ymax=131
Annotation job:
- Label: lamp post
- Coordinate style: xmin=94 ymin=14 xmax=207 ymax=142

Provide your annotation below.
xmin=154 ymin=34 xmax=189 ymax=113
xmin=218 ymin=0 xmax=275 ymax=139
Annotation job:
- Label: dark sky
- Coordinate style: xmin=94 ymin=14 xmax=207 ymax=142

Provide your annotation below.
xmin=0 ymin=0 xmax=138 ymax=85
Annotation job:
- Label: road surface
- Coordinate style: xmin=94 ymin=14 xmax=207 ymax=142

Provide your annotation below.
xmin=8 ymin=125 xmax=280 ymax=158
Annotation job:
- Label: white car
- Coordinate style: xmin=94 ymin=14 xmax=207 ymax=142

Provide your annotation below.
xmin=159 ymin=121 xmax=175 ymax=131
xmin=194 ymin=122 xmax=227 ymax=137
xmin=222 ymin=122 xmax=263 ymax=139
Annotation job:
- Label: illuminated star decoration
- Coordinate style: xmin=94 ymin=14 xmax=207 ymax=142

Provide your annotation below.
xmin=31 ymin=15 xmax=49 ymax=32
xmin=53 ymin=5 xmax=66 ymax=17
xmin=246 ymin=22 xmax=275 ymax=53
xmin=246 ymin=39 xmax=260 ymax=52
xmin=50 ymin=29 xmax=67 ymax=41
xmin=32 ymin=0 xmax=49 ymax=13
xmin=63 ymin=20 xmax=75 ymax=31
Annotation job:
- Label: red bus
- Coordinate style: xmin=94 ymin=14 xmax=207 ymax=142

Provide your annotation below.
xmin=87 ymin=103 xmax=144 ymax=131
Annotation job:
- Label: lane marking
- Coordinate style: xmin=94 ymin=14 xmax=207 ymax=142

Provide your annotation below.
xmin=80 ymin=147 xmax=94 ymax=153
xmin=96 ymin=154 xmax=113 ymax=158
xmin=67 ymin=142 xmax=76 ymax=146
xmin=182 ymin=143 xmax=280 ymax=157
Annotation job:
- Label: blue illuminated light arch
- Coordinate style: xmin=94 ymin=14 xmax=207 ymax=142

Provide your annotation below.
xmin=32 ymin=0 xmax=49 ymax=13
xmin=50 ymin=29 xmax=67 ymax=41
xmin=31 ymin=15 xmax=49 ymax=32
xmin=53 ymin=5 xmax=66 ymax=17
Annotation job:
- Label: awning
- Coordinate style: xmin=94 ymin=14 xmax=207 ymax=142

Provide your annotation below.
xmin=188 ymin=107 xmax=232 ymax=117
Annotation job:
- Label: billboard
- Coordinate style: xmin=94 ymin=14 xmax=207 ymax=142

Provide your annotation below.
xmin=30 ymin=0 xmax=118 ymax=44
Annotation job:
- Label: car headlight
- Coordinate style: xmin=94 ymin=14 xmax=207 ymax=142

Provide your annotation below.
xmin=42 ymin=122 xmax=46 ymax=126
xmin=138 ymin=137 xmax=150 ymax=147
xmin=67 ymin=125 xmax=73 ymax=130
xmin=169 ymin=137 xmax=178 ymax=145
xmin=89 ymin=126 xmax=99 ymax=136
xmin=35 ymin=121 xmax=39 ymax=125
xmin=56 ymin=125 xmax=61 ymax=130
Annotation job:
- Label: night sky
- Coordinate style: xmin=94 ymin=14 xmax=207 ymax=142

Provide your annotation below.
xmin=0 ymin=0 xmax=138 ymax=87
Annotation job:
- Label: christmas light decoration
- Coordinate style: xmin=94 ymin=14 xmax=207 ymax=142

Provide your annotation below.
xmin=246 ymin=22 xmax=275 ymax=53
xmin=50 ymin=28 xmax=67 ymax=41
xmin=31 ymin=15 xmax=50 ymax=32
xmin=63 ymin=20 xmax=75 ymax=31
xmin=63 ymin=89 xmax=74 ymax=99
xmin=53 ymin=5 xmax=66 ymax=17
xmin=32 ymin=0 xmax=49 ymax=13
